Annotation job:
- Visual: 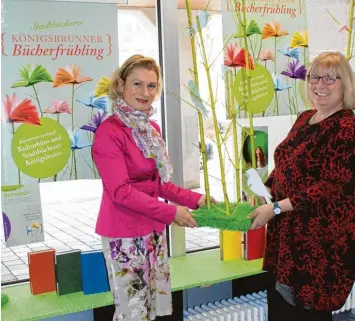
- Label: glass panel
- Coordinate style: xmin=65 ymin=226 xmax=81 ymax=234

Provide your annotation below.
xmin=1 ymin=3 xmax=162 ymax=285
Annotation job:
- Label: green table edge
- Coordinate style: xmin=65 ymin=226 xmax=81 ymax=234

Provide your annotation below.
xmin=1 ymin=249 xmax=264 ymax=321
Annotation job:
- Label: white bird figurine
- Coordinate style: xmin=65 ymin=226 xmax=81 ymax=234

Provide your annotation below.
xmin=245 ymin=168 xmax=272 ymax=204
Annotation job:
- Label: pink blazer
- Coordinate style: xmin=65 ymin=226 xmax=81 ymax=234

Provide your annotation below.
xmin=92 ymin=115 xmax=202 ymax=238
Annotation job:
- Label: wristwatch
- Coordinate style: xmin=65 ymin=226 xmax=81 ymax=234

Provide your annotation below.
xmin=273 ymin=202 xmax=282 ymax=215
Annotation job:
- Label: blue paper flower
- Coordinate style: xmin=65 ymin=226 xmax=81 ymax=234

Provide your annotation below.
xmin=76 ymin=92 xmax=109 ymax=112
xmin=67 ymin=128 xmax=92 ymax=150
xmin=278 ymin=46 xmax=300 ymax=61
xmin=272 ymin=74 xmax=292 ymax=91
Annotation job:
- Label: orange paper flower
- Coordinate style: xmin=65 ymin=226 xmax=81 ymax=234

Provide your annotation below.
xmin=53 ymin=65 xmax=93 ymax=88
xmin=262 ymin=21 xmax=289 ymax=39
xmin=3 ymin=93 xmax=40 ymax=125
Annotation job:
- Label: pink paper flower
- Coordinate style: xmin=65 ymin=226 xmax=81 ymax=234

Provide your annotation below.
xmin=259 ymin=49 xmax=274 ymax=61
xmin=44 ymin=101 xmax=72 ymax=114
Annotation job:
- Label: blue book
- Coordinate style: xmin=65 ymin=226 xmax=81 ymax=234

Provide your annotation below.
xmin=80 ymin=250 xmax=109 ymax=295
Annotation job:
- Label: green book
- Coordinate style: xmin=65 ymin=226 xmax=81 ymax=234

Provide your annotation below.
xmin=55 ymin=249 xmax=82 ymax=295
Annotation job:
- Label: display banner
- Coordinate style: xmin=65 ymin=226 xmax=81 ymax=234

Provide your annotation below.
xmin=222 ymin=0 xmax=309 ymax=118
xmin=1 ymin=0 xmax=119 ymax=185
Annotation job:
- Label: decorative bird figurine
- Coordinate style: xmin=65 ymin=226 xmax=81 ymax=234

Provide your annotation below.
xmin=245 ymin=168 xmax=272 ymax=204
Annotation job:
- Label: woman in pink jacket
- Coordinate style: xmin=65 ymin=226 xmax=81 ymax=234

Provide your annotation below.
xmin=93 ymin=54 xmax=213 ymax=321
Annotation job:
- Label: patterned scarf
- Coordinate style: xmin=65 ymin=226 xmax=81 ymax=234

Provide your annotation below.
xmin=114 ymin=99 xmax=173 ymax=183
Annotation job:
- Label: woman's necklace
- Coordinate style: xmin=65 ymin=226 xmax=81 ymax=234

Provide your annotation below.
xmin=309 ymin=107 xmax=343 ymax=125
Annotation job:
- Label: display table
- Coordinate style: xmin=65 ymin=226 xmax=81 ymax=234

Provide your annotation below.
xmin=1 ymin=249 xmax=264 ymax=321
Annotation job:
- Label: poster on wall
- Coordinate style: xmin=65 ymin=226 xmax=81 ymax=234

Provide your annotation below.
xmin=1 ymin=0 xmax=119 ymax=186
xmin=222 ymin=0 xmax=309 ymax=118
xmin=1 ymin=184 xmax=44 ymax=247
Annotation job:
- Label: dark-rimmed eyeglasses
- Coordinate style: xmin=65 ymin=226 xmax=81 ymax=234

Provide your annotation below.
xmin=307 ymin=75 xmax=340 ymax=85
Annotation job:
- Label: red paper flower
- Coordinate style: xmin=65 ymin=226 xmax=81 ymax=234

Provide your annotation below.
xmin=2 ymin=93 xmax=40 ymax=125
xmin=224 ymin=43 xmax=255 ymax=69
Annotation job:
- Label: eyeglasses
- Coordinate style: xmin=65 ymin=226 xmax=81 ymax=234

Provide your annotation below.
xmin=307 ymin=75 xmax=340 ymax=85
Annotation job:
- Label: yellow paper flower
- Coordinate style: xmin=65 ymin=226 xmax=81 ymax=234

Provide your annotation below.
xmin=290 ymin=30 xmax=309 ymax=48
xmin=94 ymin=76 xmax=111 ymax=97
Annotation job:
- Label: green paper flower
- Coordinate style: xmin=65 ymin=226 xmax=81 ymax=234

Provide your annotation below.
xmin=11 ymin=64 xmax=53 ymax=88
xmin=234 ymin=20 xmax=262 ymax=38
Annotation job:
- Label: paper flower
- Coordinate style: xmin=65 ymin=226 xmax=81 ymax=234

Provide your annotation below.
xmin=43 ymin=100 xmax=71 ymax=114
xmin=338 ymin=25 xmax=350 ymax=32
xmin=2 ymin=93 xmax=40 ymax=125
xmin=81 ymin=111 xmax=108 ymax=133
xmin=187 ymin=80 xmax=208 ymax=117
xmin=281 ymin=60 xmax=307 ymax=80
xmin=53 ymin=65 xmax=92 ymax=88
xmin=94 ymin=76 xmax=110 ymax=97
xmin=259 ymin=49 xmax=274 ymax=61
xmin=272 ymin=74 xmax=292 ymax=91
xmin=76 ymin=93 xmax=109 ymax=112
xmin=290 ymin=30 xmax=308 ymax=48
xmin=235 ymin=20 xmax=261 ymax=37
xmin=224 ymin=43 xmax=255 ymax=69
xmin=262 ymin=21 xmax=288 ymax=39
xmin=278 ymin=46 xmax=300 ymax=60
xmin=11 ymin=64 xmax=52 ymax=88
xmin=68 ymin=128 xmax=92 ymax=150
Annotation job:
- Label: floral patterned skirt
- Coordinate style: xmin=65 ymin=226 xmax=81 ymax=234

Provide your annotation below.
xmin=101 ymin=230 xmax=172 ymax=321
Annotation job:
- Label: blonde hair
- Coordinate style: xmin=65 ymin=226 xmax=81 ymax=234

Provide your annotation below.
xmin=305 ymin=52 xmax=355 ymax=109
xmin=108 ymin=54 xmax=162 ymax=102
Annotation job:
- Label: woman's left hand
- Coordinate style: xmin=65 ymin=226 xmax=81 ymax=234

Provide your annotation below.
xmin=248 ymin=203 xmax=274 ymax=229
xmin=198 ymin=195 xmax=217 ymax=207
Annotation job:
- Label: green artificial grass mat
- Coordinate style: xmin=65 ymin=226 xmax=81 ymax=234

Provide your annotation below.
xmin=192 ymin=202 xmax=256 ymax=232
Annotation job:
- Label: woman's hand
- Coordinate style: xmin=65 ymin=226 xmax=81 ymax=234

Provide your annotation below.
xmin=174 ymin=206 xmax=198 ymax=228
xmin=197 ymin=195 xmax=217 ymax=207
xmin=248 ymin=203 xmax=274 ymax=229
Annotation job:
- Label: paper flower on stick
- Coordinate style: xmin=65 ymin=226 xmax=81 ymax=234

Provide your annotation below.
xmin=68 ymin=128 xmax=92 ymax=150
xmin=259 ymin=48 xmax=274 ymax=61
xmin=290 ymin=30 xmax=308 ymax=48
xmin=81 ymin=111 xmax=108 ymax=133
xmin=53 ymin=65 xmax=92 ymax=87
xmin=224 ymin=43 xmax=255 ymax=69
xmin=262 ymin=21 xmax=288 ymax=39
xmin=94 ymin=76 xmax=111 ymax=97
xmin=235 ymin=19 xmax=261 ymax=37
xmin=11 ymin=64 xmax=52 ymax=88
xmin=281 ymin=60 xmax=307 ymax=80
xmin=77 ymin=93 xmax=109 ymax=112
xmin=2 ymin=93 xmax=40 ymax=125
xmin=272 ymin=74 xmax=291 ymax=91
xmin=43 ymin=101 xmax=71 ymax=114
xmin=278 ymin=46 xmax=300 ymax=60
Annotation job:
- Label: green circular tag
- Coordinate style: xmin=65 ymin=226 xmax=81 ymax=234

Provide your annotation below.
xmin=11 ymin=117 xmax=71 ymax=178
xmin=233 ymin=64 xmax=274 ymax=115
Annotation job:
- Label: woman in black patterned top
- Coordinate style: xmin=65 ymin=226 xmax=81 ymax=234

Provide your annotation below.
xmin=249 ymin=52 xmax=355 ymax=321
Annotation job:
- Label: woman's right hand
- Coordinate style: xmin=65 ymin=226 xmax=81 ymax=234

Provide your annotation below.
xmin=173 ymin=206 xmax=198 ymax=228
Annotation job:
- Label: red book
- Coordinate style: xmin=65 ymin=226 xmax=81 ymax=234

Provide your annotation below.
xmin=28 ymin=249 xmax=56 ymax=295
xmin=244 ymin=227 xmax=266 ymax=261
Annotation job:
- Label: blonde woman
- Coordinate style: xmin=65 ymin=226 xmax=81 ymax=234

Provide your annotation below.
xmin=93 ymin=55 xmax=214 ymax=321
xmin=249 ymin=52 xmax=355 ymax=320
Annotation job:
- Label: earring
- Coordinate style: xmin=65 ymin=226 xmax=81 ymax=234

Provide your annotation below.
xmin=118 ymin=91 xmax=123 ymax=99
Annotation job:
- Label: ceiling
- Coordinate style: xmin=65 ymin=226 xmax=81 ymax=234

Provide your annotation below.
xmin=117 ymin=0 xmax=221 ymax=11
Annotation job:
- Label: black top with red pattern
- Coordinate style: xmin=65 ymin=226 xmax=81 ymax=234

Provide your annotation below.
xmin=264 ymin=108 xmax=355 ymax=311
